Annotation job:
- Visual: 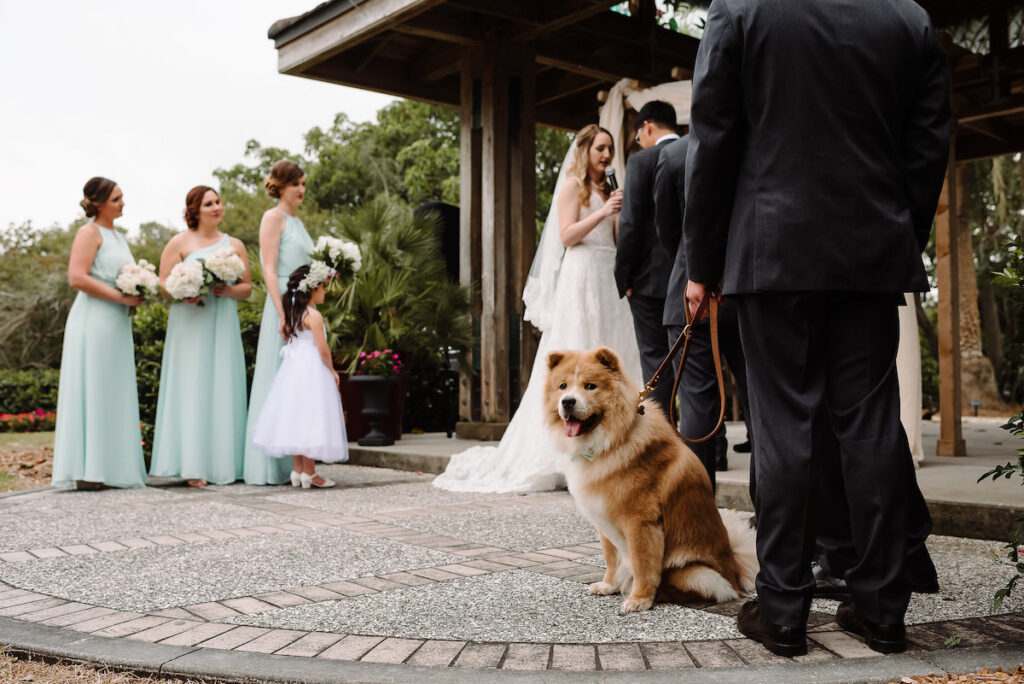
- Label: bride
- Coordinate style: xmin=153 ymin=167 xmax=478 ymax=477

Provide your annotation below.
xmin=433 ymin=124 xmax=644 ymax=493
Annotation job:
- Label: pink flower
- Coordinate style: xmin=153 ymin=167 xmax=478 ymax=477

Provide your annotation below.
xmin=392 ymin=353 xmax=399 ymax=359
xmin=393 ymin=365 xmax=399 ymax=372
xmin=359 ymin=351 xmax=366 ymax=358
xmin=360 ymin=359 xmax=366 ymax=365
xmin=373 ymin=351 xmax=381 ymax=358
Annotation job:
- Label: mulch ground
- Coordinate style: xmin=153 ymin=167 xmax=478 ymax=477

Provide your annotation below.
xmin=893 ymin=668 xmax=1024 ymax=683
xmin=0 ymin=445 xmax=52 ymax=492
xmin=0 ymin=651 xmax=212 ymax=683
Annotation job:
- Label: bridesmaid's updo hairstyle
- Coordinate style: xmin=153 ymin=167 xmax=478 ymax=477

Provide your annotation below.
xmin=80 ymin=177 xmax=117 ymax=217
xmin=264 ymin=159 xmax=304 ymax=199
xmin=566 ymin=124 xmax=614 ymax=208
xmin=184 ymin=185 xmax=218 ymax=230
xmin=282 ymin=265 xmax=314 ymax=340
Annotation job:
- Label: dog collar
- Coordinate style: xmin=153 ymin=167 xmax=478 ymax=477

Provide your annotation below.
xmin=573 ymin=448 xmax=595 ymax=463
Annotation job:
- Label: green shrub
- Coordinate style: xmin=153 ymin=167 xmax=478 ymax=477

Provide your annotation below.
xmin=0 ymin=369 xmax=60 ymax=413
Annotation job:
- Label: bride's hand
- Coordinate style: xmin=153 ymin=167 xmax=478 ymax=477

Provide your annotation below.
xmin=604 ymin=189 xmax=623 ymax=216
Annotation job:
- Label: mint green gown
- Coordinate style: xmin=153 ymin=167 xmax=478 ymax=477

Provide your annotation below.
xmin=244 ymin=213 xmax=313 ymax=484
xmin=149 ymin=234 xmax=247 ymax=485
xmin=52 ymin=225 xmax=147 ymax=488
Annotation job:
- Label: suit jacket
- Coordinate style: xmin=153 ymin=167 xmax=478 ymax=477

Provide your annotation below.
xmin=654 ymin=135 xmax=690 ymax=326
xmin=683 ymin=0 xmax=950 ymax=295
xmin=614 ymin=138 xmax=675 ymax=299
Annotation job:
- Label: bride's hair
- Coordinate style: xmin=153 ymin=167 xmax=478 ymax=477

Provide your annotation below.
xmin=565 ymin=124 xmax=614 ymax=207
xmin=282 ymin=265 xmax=314 ymax=340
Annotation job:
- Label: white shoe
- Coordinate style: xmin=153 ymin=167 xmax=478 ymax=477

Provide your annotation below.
xmin=300 ymin=472 xmax=335 ymax=489
xmin=290 ymin=471 xmax=301 ymax=487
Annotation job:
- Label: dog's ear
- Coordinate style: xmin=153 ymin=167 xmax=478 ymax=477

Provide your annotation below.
xmin=547 ymin=351 xmax=566 ymax=370
xmin=593 ymin=347 xmax=620 ymax=374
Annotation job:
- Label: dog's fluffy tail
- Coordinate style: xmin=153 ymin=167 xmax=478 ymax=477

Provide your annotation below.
xmin=720 ymin=509 xmax=758 ymax=592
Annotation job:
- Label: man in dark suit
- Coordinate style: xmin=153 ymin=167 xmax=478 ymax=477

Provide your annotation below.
xmin=682 ymin=0 xmax=949 ymax=657
xmin=615 ymin=100 xmax=678 ymax=418
xmin=653 ymin=134 xmax=753 ymax=493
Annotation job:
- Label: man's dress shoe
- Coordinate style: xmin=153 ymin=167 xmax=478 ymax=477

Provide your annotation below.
xmin=737 ymin=600 xmax=807 ymax=657
xmin=835 ymin=601 xmax=907 ymax=654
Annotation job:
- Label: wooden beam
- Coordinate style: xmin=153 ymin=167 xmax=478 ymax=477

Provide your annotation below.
xmin=512 ymin=1 xmax=620 ymax=42
xmin=480 ymin=36 xmax=512 ymax=422
xmin=935 ymin=156 xmax=967 ymax=457
xmin=957 ymin=97 xmax=1024 ymax=124
xmin=410 ymin=44 xmax=462 ymax=82
xmin=276 ymin=0 xmax=445 ymax=74
xmin=508 ymin=45 xmax=539 ymax=402
xmin=536 ymin=71 xmax=603 ymax=106
xmin=459 ymin=47 xmax=483 ymax=422
xmin=391 ymin=12 xmax=482 ymax=45
xmin=304 ymin=56 xmax=460 ymax=108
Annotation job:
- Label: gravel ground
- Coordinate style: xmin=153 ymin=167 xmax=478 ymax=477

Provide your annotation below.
xmin=263 ymin=480 xmax=529 ymax=516
xmin=398 ymin=499 xmax=598 ymax=551
xmin=0 ymin=499 xmax=289 ymax=552
xmin=0 ymin=526 xmax=464 ymax=612
xmin=228 ymin=569 xmax=743 ymax=643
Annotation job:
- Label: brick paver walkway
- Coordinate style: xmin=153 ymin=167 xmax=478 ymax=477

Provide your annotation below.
xmin=1 ymin=465 xmax=1022 ymax=675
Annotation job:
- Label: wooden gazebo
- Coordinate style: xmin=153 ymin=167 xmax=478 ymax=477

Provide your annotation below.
xmin=269 ymin=0 xmax=1020 ymax=452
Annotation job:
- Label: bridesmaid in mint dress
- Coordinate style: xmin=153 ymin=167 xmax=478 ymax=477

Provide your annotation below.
xmin=150 ymin=186 xmax=251 ymax=486
xmin=244 ymin=160 xmax=315 ymax=485
xmin=52 ymin=177 xmax=147 ymax=489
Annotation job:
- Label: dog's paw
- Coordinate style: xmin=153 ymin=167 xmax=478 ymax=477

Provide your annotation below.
xmin=619 ymin=595 xmax=654 ymax=614
xmin=588 ymin=581 xmax=618 ymax=596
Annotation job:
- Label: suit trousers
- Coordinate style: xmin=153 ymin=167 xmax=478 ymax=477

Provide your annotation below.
xmin=667 ymin=300 xmax=751 ymax=493
xmin=628 ymin=294 xmax=673 ymax=421
xmin=736 ymin=292 xmax=916 ymax=627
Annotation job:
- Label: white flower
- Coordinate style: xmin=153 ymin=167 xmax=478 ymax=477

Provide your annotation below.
xmin=116 ymin=260 xmax=160 ymax=296
xmin=340 ymin=241 xmax=362 ymax=272
xmin=315 ymin=235 xmax=345 ymax=262
xmin=164 ymin=261 xmax=205 ymax=300
xmin=298 ymin=260 xmax=333 ymax=293
xmin=202 ymin=247 xmax=245 ymax=285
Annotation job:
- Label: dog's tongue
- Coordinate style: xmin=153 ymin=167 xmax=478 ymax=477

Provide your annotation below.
xmin=564 ymin=418 xmax=582 ymax=437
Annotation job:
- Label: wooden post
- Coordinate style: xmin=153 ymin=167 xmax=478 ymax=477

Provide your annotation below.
xmin=480 ymin=36 xmax=512 ymax=422
xmin=459 ymin=47 xmax=482 ymax=422
xmin=509 ymin=44 xmax=538 ymax=403
xmin=935 ymin=156 xmax=967 ymax=457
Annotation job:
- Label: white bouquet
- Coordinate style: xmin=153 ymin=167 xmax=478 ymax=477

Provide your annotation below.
xmin=164 ymin=261 xmax=207 ymax=302
xmin=311 ymin=235 xmax=361 ymax=281
xmin=199 ymin=247 xmax=245 ymax=285
xmin=115 ymin=260 xmax=160 ymax=297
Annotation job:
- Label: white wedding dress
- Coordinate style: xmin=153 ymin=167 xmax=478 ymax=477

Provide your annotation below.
xmin=433 ymin=188 xmax=643 ymax=493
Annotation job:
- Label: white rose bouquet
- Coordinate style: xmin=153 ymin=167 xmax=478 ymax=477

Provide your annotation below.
xmin=115 ymin=259 xmax=160 ymax=297
xmin=311 ymin=235 xmax=361 ymax=282
xmin=164 ymin=261 xmax=207 ymax=304
xmin=199 ymin=247 xmax=245 ymax=286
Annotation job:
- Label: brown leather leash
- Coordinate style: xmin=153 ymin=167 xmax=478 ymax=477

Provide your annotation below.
xmin=636 ymin=293 xmax=726 ymax=444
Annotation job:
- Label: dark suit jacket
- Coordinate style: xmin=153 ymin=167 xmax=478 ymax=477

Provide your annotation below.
xmin=614 ymin=137 xmax=676 ymax=299
xmin=654 ymin=135 xmax=690 ymax=326
xmin=683 ymin=0 xmax=950 ymax=295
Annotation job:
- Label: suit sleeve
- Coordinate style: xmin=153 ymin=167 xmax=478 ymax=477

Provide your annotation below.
xmin=614 ymin=153 xmax=651 ymax=298
xmin=654 ymin=149 xmax=682 ymax=256
xmin=902 ymin=20 xmax=951 ymax=252
xmin=683 ymin=0 xmax=744 ymax=286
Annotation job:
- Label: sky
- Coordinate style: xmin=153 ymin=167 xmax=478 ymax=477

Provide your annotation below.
xmin=0 ymin=0 xmax=396 ymax=234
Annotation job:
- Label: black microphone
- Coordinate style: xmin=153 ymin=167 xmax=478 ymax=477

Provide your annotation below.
xmin=605 ymin=167 xmax=618 ymax=191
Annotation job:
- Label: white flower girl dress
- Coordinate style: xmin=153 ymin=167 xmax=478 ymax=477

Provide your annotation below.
xmin=251 ymin=312 xmax=349 ymax=464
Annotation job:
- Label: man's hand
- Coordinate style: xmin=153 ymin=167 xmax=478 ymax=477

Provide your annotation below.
xmin=685 ymin=280 xmax=722 ymax=321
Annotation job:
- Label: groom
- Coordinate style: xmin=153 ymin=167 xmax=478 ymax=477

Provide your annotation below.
xmin=683 ymin=0 xmax=949 ymax=657
xmin=614 ymin=100 xmax=678 ymax=418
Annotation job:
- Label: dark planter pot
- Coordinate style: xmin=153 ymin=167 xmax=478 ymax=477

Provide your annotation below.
xmin=350 ymin=375 xmax=398 ymax=446
xmin=339 ymin=372 xmax=405 ymax=442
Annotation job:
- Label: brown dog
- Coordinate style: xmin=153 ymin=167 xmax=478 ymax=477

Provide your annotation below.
xmin=545 ymin=347 xmax=757 ymax=613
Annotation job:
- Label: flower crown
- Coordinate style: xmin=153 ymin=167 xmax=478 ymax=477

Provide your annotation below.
xmin=297 ymin=260 xmax=333 ymax=293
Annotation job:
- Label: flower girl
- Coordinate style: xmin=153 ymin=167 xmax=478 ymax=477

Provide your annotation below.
xmin=251 ymin=262 xmax=348 ymax=488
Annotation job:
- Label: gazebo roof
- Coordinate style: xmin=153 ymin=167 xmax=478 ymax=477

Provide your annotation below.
xmin=270 ymin=0 xmax=1024 ymax=160
xmin=268 ymin=0 xmax=700 ymax=131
